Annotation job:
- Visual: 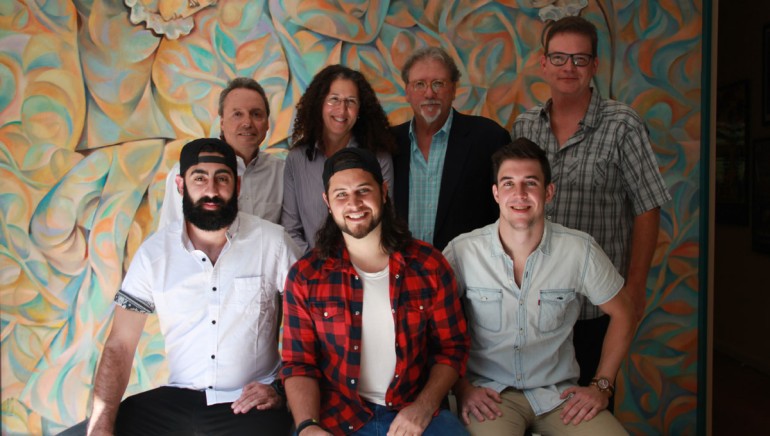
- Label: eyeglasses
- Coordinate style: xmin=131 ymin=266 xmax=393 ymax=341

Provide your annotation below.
xmin=326 ymin=95 xmax=359 ymax=108
xmin=545 ymin=52 xmax=594 ymax=67
xmin=410 ymin=80 xmax=448 ymax=93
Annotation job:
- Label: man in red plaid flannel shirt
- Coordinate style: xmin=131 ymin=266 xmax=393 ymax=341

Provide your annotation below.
xmin=281 ymin=147 xmax=470 ymax=436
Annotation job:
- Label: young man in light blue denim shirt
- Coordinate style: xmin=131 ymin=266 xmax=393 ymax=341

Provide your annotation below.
xmin=443 ymin=138 xmax=635 ymax=436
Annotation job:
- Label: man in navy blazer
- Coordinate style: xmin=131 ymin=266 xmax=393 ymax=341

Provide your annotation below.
xmin=392 ymin=47 xmax=511 ymax=250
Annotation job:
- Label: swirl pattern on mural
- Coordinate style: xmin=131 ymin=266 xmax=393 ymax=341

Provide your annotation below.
xmin=0 ymin=0 xmax=701 ymax=434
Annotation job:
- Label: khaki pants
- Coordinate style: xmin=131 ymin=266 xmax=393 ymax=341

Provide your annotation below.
xmin=465 ymin=388 xmax=628 ymax=436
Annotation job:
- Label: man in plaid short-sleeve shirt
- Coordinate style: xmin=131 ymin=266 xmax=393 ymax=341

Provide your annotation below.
xmin=512 ymin=16 xmax=671 ymax=392
xmin=281 ymin=147 xmax=470 ymax=436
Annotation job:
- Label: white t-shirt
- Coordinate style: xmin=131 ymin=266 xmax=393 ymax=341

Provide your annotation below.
xmin=354 ymin=264 xmax=396 ymax=405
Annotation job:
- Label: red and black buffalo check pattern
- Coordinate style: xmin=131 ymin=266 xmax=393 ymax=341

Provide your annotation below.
xmin=281 ymin=239 xmax=469 ymax=435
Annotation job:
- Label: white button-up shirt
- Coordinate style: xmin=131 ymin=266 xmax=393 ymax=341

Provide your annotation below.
xmin=158 ymin=151 xmax=285 ymax=229
xmin=115 ymin=213 xmax=299 ymax=405
xmin=443 ymin=220 xmax=623 ymax=415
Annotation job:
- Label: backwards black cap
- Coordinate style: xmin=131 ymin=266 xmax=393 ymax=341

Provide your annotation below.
xmin=322 ymin=147 xmax=384 ymax=191
xmin=179 ymin=138 xmax=237 ymax=177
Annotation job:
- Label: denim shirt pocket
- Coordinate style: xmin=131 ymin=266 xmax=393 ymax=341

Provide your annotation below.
xmin=466 ymin=287 xmax=504 ymax=333
xmin=538 ymin=289 xmax=576 ymax=333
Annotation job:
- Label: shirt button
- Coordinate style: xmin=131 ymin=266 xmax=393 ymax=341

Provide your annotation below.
xmin=355 ymin=276 xmax=359 ymax=280
xmin=211 ymin=320 xmax=216 ymax=325
xmin=208 ymin=386 xmax=213 ymax=389
xmin=201 ymin=258 xmax=206 ymax=262
xmin=391 ymin=309 xmax=396 ymax=313
xmin=354 ymin=345 xmax=359 ymax=351
xmin=394 ymin=374 xmax=399 ymax=378
xmin=350 ymin=379 xmax=356 ymax=385
xmin=519 ymin=300 xmax=524 ymax=305
xmin=419 ymin=305 xmax=424 ymax=310
xmin=395 ymin=274 xmax=400 ymax=279
xmin=323 ymin=311 xmax=328 ymax=317
xmin=517 ymin=375 xmax=521 ymax=381
xmin=388 ymin=402 xmax=393 ymax=406
xmin=519 ymin=328 xmax=524 ymax=333
xmin=211 ymin=355 xmax=215 ymax=359
xmin=212 ymin=287 xmax=217 ymax=292
xmin=348 ymin=426 xmax=354 ymax=430
xmin=355 ymin=311 xmax=360 ymax=316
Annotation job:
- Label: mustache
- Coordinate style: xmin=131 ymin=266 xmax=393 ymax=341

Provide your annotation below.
xmin=195 ymin=196 xmax=225 ymax=206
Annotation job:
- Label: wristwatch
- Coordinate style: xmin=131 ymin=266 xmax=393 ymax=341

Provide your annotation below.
xmin=270 ymin=379 xmax=286 ymax=400
xmin=590 ymin=377 xmax=615 ymax=396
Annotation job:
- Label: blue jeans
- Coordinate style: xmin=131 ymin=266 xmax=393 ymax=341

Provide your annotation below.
xmin=352 ymin=402 xmax=469 ymax=436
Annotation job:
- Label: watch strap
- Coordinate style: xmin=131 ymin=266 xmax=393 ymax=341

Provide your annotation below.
xmin=296 ymin=418 xmax=323 ymax=434
xmin=270 ymin=379 xmax=286 ymax=400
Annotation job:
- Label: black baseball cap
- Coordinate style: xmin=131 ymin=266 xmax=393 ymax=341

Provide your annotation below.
xmin=322 ymin=147 xmax=384 ymax=191
xmin=179 ymin=138 xmax=237 ymax=177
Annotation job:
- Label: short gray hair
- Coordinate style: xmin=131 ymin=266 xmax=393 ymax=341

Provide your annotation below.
xmin=218 ymin=77 xmax=270 ymax=117
xmin=400 ymin=47 xmax=461 ymax=85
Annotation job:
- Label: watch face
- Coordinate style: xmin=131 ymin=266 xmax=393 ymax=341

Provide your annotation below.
xmin=597 ymin=378 xmax=610 ymax=390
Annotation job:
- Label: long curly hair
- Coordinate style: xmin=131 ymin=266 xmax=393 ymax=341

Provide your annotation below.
xmin=290 ymin=64 xmax=396 ymax=154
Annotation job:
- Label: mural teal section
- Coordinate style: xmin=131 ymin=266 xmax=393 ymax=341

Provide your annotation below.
xmin=0 ymin=0 xmax=702 ymax=434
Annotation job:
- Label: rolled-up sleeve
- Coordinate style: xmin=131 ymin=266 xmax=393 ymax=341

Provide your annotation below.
xmin=281 ymin=263 xmax=322 ymax=380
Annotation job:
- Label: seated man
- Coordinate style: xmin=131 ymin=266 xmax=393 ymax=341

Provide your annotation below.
xmin=87 ymin=138 xmax=299 ymax=435
xmin=281 ymin=148 xmax=470 ymax=435
xmin=443 ymin=139 xmax=635 ymax=435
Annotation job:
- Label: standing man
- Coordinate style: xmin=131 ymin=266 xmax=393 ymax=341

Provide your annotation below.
xmin=392 ymin=47 xmax=511 ymax=250
xmin=444 ymin=139 xmax=634 ymax=435
xmin=88 ymin=138 xmax=298 ymax=435
xmin=281 ymin=148 xmax=469 ymax=435
xmin=512 ymin=16 xmax=671 ymax=387
xmin=158 ymin=77 xmax=285 ymax=228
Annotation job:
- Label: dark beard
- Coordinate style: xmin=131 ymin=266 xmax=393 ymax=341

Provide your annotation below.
xmin=337 ymin=210 xmax=383 ymax=240
xmin=182 ymin=187 xmax=238 ymax=231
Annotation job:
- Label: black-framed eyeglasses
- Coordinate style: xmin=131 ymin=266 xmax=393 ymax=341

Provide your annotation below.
xmin=410 ymin=80 xmax=447 ymax=93
xmin=326 ymin=95 xmax=359 ymax=108
xmin=545 ymin=52 xmax=594 ymax=67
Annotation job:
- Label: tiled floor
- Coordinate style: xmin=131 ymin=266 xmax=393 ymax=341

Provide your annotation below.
xmin=712 ymin=350 xmax=770 ymax=434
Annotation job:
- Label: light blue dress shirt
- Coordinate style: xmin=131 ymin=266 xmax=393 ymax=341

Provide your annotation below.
xmin=407 ymin=110 xmax=453 ymax=245
xmin=443 ymin=220 xmax=623 ymax=415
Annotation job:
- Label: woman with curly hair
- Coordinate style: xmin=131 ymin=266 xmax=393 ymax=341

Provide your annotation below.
xmin=282 ymin=64 xmax=396 ymax=252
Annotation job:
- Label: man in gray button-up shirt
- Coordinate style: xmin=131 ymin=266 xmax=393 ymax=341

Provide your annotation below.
xmin=443 ymin=139 xmax=634 ymax=435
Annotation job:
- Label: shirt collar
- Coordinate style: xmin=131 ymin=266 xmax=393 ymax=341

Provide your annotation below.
xmin=538 ymin=88 xmax=601 ymax=131
xmin=180 ymin=214 xmax=241 ymax=252
xmin=408 ymin=108 xmax=455 ymax=144
xmin=490 ymin=219 xmax=553 ymax=258
xmin=321 ymin=243 xmax=406 ymax=273
xmin=306 ymin=137 xmax=359 ymax=161
xmin=238 ymin=152 xmax=261 ymax=174
xmin=581 ymin=88 xmax=603 ymax=130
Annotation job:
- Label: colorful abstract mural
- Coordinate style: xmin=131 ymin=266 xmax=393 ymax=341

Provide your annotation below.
xmin=0 ymin=0 xmax=702 ymax=434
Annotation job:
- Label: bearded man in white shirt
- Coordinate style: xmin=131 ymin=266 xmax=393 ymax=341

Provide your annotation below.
xmin=87 ymin=138 xmax=299 ymax=435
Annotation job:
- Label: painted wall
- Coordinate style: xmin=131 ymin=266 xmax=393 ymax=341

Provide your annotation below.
xmin=0 ymin=1 xmax=702 ymax=434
